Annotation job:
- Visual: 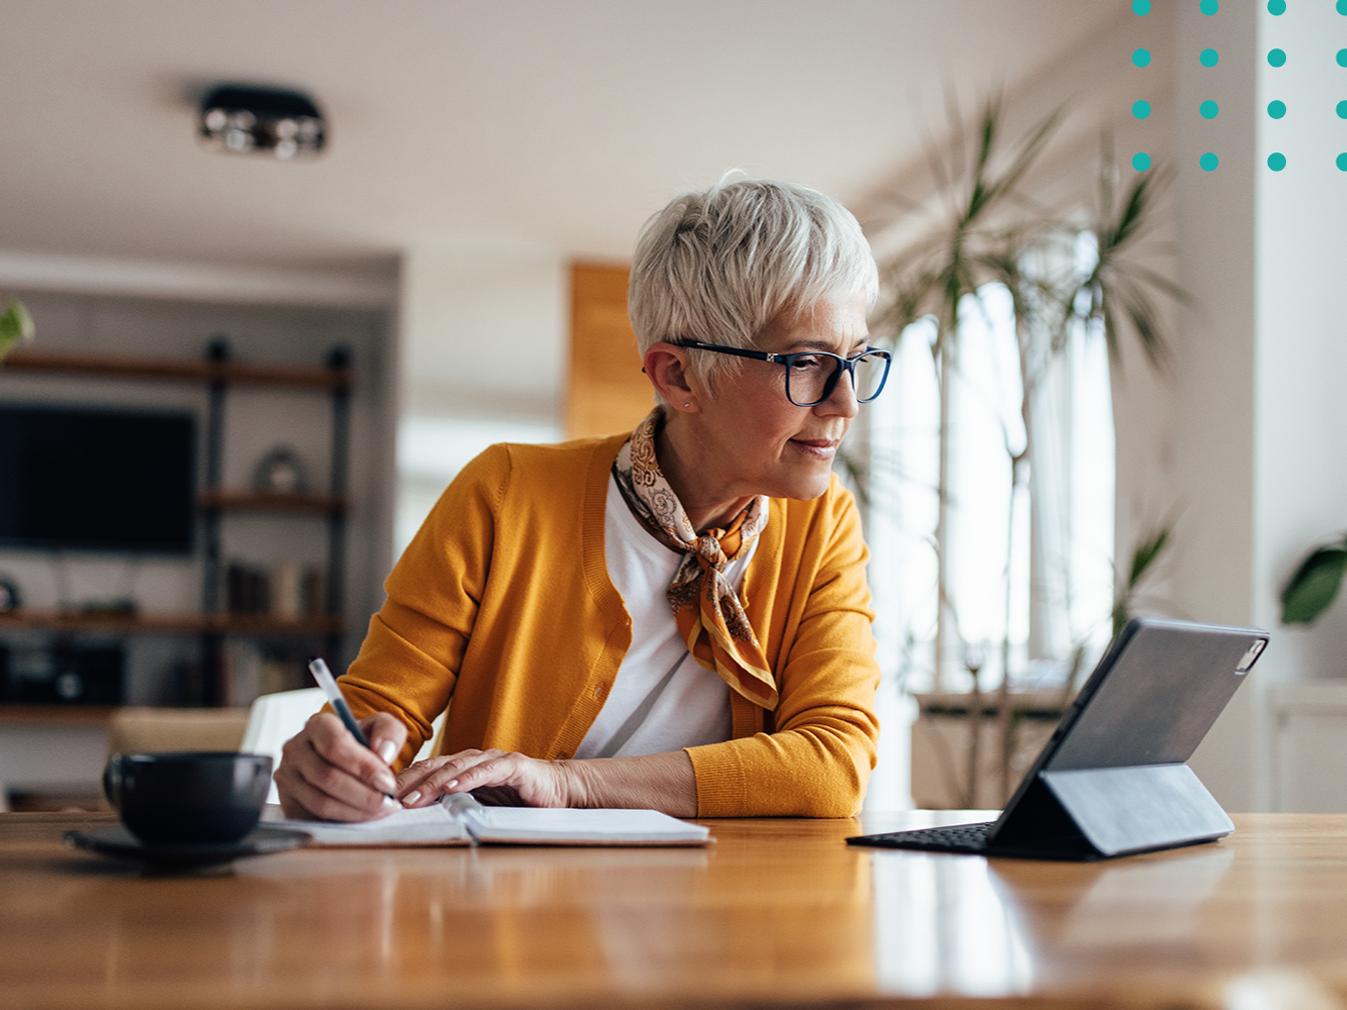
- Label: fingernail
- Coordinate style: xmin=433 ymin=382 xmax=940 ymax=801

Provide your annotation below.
xmin=402 ymin=790 xmax=422 ymax=806
xmin=378 ymin=773 xmax=398 ymax=794
xmin=382 ymin=796 xmax=400 ymax=813
xmin=447 ymin=779 xmax=458 ymax=790
xmin=377 ymin=740 xmax=397 ymax=764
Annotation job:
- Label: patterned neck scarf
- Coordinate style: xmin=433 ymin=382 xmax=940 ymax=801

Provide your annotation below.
xmin=611 ymin=408 xmax=777 ymax=709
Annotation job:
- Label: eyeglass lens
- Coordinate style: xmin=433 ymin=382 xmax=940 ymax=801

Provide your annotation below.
xmin=786 ymin=352 xmax=888 ymax=406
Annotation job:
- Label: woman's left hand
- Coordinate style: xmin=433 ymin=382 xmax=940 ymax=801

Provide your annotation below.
xmin=395 ymin=749 xmax=576 ymax=809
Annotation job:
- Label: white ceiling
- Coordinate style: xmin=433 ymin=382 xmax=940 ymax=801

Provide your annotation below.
xmin=2 ymin=1 xmax=1124 ymax=276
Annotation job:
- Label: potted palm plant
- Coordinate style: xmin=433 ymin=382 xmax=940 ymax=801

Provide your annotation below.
xmin=863 ymin=96 xmax=1186 ymax=807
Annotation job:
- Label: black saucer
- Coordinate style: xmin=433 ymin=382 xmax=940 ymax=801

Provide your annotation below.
xmin=64 ymin=825 xmax=311 ymax=868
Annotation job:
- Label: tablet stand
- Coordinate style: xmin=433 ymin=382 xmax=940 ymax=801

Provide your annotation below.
xmin=992 ymin=763 xmax=1235 ymax=859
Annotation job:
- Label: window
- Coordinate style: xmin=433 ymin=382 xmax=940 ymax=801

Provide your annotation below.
xmin=861 ymin=236 xmax=1115 ymax=804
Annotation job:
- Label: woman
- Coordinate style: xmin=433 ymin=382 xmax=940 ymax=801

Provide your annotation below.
xmin=275 ymin=177 xmax=891 ymax=821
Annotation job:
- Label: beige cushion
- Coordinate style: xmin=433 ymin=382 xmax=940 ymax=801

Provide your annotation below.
xmin=106 ymin=707 xmax=249 ymax=756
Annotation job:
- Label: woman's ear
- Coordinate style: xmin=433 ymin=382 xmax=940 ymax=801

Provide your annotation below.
xmin=643 ymin=343 xmax=699 ymax=411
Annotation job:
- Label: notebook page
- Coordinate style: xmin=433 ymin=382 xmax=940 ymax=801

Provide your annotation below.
xmin=463 ymin=806 xmax=710 ymax=845
xmin=262 ymin=800 xmax=470 ymax=846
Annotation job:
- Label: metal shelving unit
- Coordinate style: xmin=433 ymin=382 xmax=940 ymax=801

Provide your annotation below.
xmin=0 ymin=339 xmax=354 ymax=707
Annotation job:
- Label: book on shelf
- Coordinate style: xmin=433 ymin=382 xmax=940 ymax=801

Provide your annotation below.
xmin=222 ymin=560 xmax=325 ymax=620
xmin=221 ymin=641 xmax=309 ymax=707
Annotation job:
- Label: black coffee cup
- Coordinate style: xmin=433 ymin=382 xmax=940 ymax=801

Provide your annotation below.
xmin=103 ymin=752 xmax=273 ymax=845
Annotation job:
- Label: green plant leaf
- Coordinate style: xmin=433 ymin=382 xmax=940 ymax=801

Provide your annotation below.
xmin=0 ymin=300 xmax=34 ymax=340
xmin=1115 ymin=280 xmax=1170 ymax=371
xmin=1100 ymin=299 xmax=1124 ymax=369
xmin=989 ymin=106 xmax=1064 ymax=202
xmin=1104 ymin=172 xmax=1151 ymax=253
xmin=1280 ymin=540 xmax=1347 ymax=624
xmin=1128 ymin=527 xmax=1171 ymax=587
xmin=1111 ymin=523 xmax=1174 ymax=637
xmin=0 ymin=298 xmax=36 ymax=362
xmin=1125 ymin=264 xmax=1195 ymax=307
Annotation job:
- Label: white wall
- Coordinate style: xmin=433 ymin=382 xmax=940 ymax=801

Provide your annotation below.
xmin=1156 ymin=1 xmax=1347 ymax=812
xmin=1250 ymin=2 xmax=1347 ymax=814
xmin=1251 ymin=3 xmax=1347 ymax=679
xmin=1161 ymin=2 xmax=1261 ymax=812
xmin=392 ymin=245 xmax=566 ymax=557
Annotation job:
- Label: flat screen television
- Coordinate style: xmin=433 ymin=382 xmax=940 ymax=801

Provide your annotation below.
xmin=0 ymin=402 xmax=196 ymax=553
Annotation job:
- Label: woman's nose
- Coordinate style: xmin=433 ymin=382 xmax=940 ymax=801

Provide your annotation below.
xmin=816 ymin=366 xmax=860 ymax=418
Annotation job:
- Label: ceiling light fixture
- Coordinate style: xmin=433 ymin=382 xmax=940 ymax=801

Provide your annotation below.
xmin=198 ymin=84 xmax=327 ymax=160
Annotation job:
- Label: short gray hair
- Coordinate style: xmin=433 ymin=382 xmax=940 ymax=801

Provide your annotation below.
xmin=628 ymin=176 xmax=879 ymax=396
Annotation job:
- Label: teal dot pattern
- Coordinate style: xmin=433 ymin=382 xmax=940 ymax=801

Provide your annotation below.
xmin=1178 ymin=0 xmax=1347 ymax=174
xmin=1132 ymin=4 xmax=1347 ymax=177
xmin=1131 ymin=4 xmax=1151 ymax=173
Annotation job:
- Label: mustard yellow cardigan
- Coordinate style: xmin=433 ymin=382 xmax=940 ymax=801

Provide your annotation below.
xmin=341 ymin=432 xmax=882 ymax=817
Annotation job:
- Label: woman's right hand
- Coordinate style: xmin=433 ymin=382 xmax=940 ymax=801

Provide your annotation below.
xmin=275 ymin=711 xmax=408 ymax=822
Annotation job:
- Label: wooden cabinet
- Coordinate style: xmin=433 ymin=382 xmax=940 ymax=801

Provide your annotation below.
xmin=566 ymin=262 xmax=652 ymax=438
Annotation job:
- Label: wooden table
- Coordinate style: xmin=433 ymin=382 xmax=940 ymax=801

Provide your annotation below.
xmin=4 ymin=811 xmax=1347 ymax=1010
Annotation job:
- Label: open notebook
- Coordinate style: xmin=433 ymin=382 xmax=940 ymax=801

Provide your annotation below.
xmin=263 ymin=793 xmax=712 ymax=848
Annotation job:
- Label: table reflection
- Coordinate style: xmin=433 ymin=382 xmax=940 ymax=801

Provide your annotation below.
xmin=251 ymin=841 xmax=868 ymax=1002
xmin=872 ymin=852 xmax=1036 ymax=996
xmin=870 ymin=834 xmax=1236 ymax=998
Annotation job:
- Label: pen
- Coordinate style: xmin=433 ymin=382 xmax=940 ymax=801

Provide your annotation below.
xmin=307 ymin=656 xmax=397 ymax=801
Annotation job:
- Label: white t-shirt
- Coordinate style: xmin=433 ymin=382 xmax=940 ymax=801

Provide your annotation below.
xmin=574 ymin=474 xmax=759 ymax=759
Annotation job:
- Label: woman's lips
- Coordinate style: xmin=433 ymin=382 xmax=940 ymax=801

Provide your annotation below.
xmin=789 ymin=438 xmax=839 ymax=458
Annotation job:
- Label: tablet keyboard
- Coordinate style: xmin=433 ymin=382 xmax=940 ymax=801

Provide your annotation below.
xmin=846 ymin=820 xmax=996 ymax=852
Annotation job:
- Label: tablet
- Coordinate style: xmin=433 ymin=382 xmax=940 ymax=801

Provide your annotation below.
xmin=847 ymin=617 xmax=1269 ymax=860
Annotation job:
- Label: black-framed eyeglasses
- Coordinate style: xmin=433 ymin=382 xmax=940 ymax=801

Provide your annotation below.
xmin=672 ymin=339 xmax=892 ymax=407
